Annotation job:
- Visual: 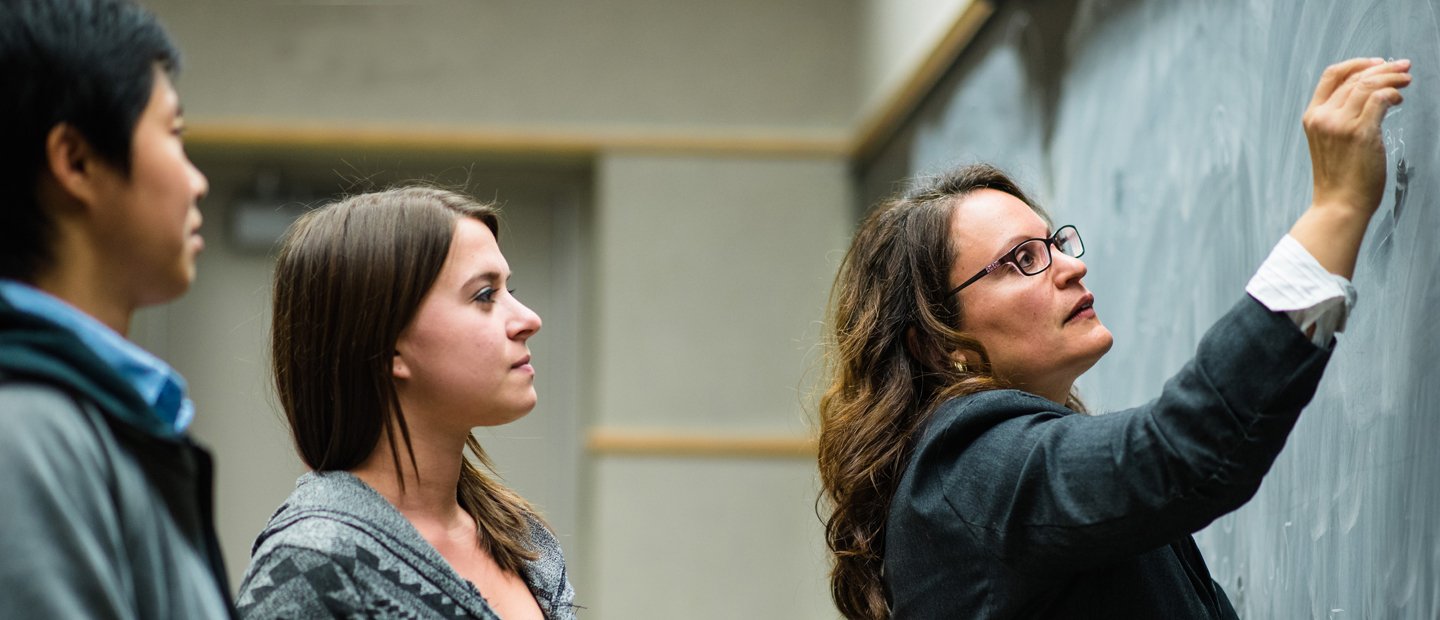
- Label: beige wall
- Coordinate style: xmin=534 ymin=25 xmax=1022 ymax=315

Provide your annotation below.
xmin=591 ymin=154 xmax=848 ymax=434
xmin=147 ymin=0 xmax=858 ymax=137
xmin=587 ymin=458 xmax=832 ymax=618
xmin=583 ymin=153 xmax=851 ymax=617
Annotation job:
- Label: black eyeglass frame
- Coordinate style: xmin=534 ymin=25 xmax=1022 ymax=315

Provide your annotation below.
xmin=948 ymin=224 xmax=1084 ymax=296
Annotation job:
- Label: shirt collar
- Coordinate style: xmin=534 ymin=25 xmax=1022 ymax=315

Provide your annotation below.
xmin=0 ymin=280 xmax=193 ymax=436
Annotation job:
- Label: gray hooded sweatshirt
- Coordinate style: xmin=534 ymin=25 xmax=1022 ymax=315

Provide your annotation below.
xmin=236 ymin=471 xmax=576 ymax=619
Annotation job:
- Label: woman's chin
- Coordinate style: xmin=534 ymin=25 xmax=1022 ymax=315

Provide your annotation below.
xmin=1072 ymin=329 xmax=1116 ymax=378
xmin=1094 ymin=327 xmax=1115 ymax=357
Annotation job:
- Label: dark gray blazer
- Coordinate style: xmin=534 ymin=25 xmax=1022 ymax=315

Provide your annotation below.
xmin=885 ymin=295 xmax=1331 ymax=619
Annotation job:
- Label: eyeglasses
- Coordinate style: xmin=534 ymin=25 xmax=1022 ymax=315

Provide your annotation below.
xmin=949 ymin=225 xmax=1084 ymax=295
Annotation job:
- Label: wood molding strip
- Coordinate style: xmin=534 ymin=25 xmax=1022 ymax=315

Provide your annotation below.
xmin=186 ymin=123 xmax=850 ymax=159
xmin=587 ymin=430 xmax=817 ymax=459
xmin=848 ymin=0 xmax=995 ymax=163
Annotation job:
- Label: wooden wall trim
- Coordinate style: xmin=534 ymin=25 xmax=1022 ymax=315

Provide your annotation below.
xmin=587 ymin=429 xmax=817 ymax=459
xmin=186 ymin=122 xmax=850 ymax=159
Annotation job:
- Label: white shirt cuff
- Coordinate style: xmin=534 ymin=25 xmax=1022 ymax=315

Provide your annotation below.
xmin=1244 ymin=234 xmax=1356 ymax=348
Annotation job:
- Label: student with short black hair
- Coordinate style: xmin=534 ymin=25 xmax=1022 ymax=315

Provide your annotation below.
xmin=0 ymin=0 xmax=231 ymax=616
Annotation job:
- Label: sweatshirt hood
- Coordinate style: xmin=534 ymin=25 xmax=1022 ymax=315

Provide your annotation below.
xmin=0 ymin=298 xmax=168 ymax=437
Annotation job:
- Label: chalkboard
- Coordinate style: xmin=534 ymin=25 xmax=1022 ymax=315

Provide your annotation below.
xmin=862 ymin=0 xmax=1440 ymax=616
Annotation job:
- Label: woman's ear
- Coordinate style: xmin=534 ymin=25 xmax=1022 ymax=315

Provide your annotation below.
xmin=907 ymin=325 xmax=972 ymax=371
xmin=948 ymin=350 xmax=972 ymax=373
xmin=392 ymin=349 xmax=412 ymax=381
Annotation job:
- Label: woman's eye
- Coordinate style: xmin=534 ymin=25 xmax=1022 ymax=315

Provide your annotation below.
xmin=1014 ymin=250 xmax=1037 ymax=271
xmin=473 ymin=287 xmax=518 ymax=304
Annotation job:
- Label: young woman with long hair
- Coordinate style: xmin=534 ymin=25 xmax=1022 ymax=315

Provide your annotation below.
xmin=237 ymin=186 xmax=575 ymax=619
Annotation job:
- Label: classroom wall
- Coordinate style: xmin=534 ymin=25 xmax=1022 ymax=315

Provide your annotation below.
xmin=585 ymin=152 xmax=852 ymax=618
xmin=864 ymin=0 xmax=1440 ymax=616
xmin=144 ymin=0 xmax=858 ymax=138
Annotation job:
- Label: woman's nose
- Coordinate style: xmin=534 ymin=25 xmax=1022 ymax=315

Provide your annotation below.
xmin=1050 ymin=249 xmax=1088 ymax=284
xmin=510 ymin=298 xmax=542 ymax=340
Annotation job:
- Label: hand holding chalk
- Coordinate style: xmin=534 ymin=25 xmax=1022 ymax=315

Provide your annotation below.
xmin=1302 ymin=57 xmax=1412 ymax=218
xmin=1289 ymin=57 xmax=1413 ymax=279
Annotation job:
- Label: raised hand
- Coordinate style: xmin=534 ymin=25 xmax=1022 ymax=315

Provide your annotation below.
xmin=1290 ymin=58 xmax=1413 ymax=279
xmin=1303 ymin=57 xmax=1412 ymax=217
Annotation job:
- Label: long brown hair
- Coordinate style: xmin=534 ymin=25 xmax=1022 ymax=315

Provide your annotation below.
xmin=271 ymin=185 xmax=539 ymax=573
xmin=817 ymin=164 xmax=1082 ymax=619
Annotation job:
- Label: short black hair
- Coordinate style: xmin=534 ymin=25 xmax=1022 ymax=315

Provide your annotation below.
xmin=0 ymin=0 xmax=181 ymax=281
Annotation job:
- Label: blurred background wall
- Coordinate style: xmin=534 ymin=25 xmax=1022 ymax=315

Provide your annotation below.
xmin=129 ymin=1 xmax=987 ymax=618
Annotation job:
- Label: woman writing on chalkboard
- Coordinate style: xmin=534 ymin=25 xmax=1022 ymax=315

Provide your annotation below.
xmin=818 ymin=57 xmax=1411 ymax=618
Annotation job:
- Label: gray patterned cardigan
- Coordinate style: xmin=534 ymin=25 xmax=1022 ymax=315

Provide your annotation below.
xmin=236 ymin=471 xmax=577 ymax=619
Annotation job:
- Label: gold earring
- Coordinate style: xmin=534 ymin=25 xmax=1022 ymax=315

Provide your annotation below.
xmin=954 ymin=360 xmax=969 ymax=373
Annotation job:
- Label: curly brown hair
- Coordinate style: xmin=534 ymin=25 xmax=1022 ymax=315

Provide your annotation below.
xmin=817 ymin=164 xmax=1083 ymax=618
